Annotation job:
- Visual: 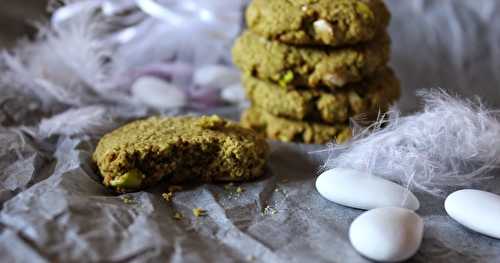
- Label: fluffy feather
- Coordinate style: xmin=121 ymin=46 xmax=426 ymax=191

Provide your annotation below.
xmin=323 ymin=90 xmax=500 ymax=196
xmin=1 ymin=0 xmax=247 ymax=108
xmin=1 ymin=3 xmax=123 ymax=107
xmin=38 ymin=106 xmax=115 ymax=137
xmin=111 ymin=0 xmax=245 ymax=75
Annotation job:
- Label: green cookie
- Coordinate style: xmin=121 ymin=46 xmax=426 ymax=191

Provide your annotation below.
xmin=232 ymin=30 xmax=390 ymax=89
xmin=246 ymin=0 xmax=390 ymax=47
xmin=244 ymin=67 xmax=400 ymax=124
xmin=93 ymin=115 xmax=269 ymax=193
xmin=241 ymin=107 xmax=353 ymax=144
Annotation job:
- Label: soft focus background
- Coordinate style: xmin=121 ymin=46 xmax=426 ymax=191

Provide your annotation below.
xmin=2 ymin=0 xmax=500 ymax=113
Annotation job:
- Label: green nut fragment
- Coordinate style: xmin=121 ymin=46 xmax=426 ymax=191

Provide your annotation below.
xmin=356 ymin=2 xmax=375 ymax=20
xmin=110 ymin=169 xmax=144 ymax=189
xmin=197 ymin=115 xmax=227 ymax=130
xmin=279 ymin=71 xmax=295 ymax=87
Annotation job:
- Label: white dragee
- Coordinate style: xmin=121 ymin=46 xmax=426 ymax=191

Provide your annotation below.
xmin=131 ymin=76 xmax=187 ymax=109
xmin=445 ymin=189 xmax=500 ymax=239
xmin=350 ymin=207 xmax=424 ymax=262
xmin=193 ymin=65 xmax=241 ymax=89
xmin=316 ymin=168 xmax=420 ymax=211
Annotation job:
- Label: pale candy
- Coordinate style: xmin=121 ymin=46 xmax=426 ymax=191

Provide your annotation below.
xmin=193 ymin=65 xmax=240 ymax=89
xmin=445 ymin=189 xmax=500 ymax=239
xmin=220 ymin=83 xmax=246 ymax=104
xmin=131 ymin=76 xmax=187 ymax=109
xmin=315 ymin=168 xmax=420 ymax=211
xmin=350 ymin=207 xmax=424 ymax=262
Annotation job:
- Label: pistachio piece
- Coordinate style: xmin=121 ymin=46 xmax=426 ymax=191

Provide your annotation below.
xmin=197 ymin=115 xmax=227 ymax=129
xmin=356 ymin=2 xmax=375 ymax=20
xmin=110 ymin=169 xmax=144 ymax=189
xmin=279 ymin=71 xmax=295 ymax=87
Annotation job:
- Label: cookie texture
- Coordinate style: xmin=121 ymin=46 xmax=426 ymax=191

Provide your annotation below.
xmin=93 ymin=115 xmax=269 ymax=192
xmin=244 ymin=67 xmax=400 ymax=124
xmin=232 ymin=30 xmax=390 ymax=89
xmin=246 ymin=0 xmax=390 ymax=47
xmin=241 ymin=107 xmax=352 ymax=144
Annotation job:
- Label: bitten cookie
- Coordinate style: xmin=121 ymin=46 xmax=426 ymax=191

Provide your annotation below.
xmin=232 ymin=30 xmax=390 ymax=89
xmin=246 ymin=0 xmax=390 ymax=47
xmin=243 ymin=67 xmax=400 ymax=124
xmin=241 ymin=107 xmax=352 ymax=144
xmin=93 ymin=115 xmax=269 ymax=193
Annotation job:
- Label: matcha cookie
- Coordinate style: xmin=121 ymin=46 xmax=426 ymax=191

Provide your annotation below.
xmin=232 ymin=30 xmax=390 ymax=89
xmin=93 ymin=115 xmax=269 ymax=193
xmin=244 ymin=67 xmax=400 ymax=124
xmin=246 ymin=0 xmax=390 ymax=47
xmin=241 ymin=107 xmax=352 ymax=144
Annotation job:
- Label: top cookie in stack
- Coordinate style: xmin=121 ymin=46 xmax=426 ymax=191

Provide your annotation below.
xmin=245 ymin=0 xmax=390 ymax=47
xmin=232 ymin=0 xmax=400 ymax=144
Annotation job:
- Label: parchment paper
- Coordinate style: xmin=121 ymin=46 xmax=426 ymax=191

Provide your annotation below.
xmin=2 ymin=0 xmax=500 ymax=262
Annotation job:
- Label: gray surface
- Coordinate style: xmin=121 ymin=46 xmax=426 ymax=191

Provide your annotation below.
xmin=1 ymin=123 xmax=500 ymax=263
xmin=1 ymin=0 xmax=500 ymax=262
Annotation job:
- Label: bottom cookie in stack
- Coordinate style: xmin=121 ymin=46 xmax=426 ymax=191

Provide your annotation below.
xmin=240 ymin=68 xmax=400 ymax=144
xmin=241 ymin=107 xmax=353 ymax=144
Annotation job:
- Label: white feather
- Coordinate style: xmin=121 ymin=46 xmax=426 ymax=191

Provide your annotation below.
xmin=38 ymin=106 xmax=115 ymax=137
xmin=111 ymin=0 xmax=246 ymax=77
xmin=324 ymin=90 xmax=500 ymax=196
xmin=1 ymin=0 xmax=248 ymax=109
xmin=1 ymin=4 xmax=121 ymax=107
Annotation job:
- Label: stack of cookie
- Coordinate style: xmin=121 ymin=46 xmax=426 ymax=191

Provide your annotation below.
xmin=232 ymin=0 xmax=400 ymax=144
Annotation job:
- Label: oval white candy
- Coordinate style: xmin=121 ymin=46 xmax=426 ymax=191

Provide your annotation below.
xmin=445 ymin=189 xmax=500 ymax=239
xmin=221 ymin=83 xmax=246 ymax=104
xmin=193 ymin=65 xmax=240 ymax=89
xmin=131 ymin=76 xmax=187 ymax=109
xmin=315 ymin=168 xmax=420 ymax=211
xmin=350 ymin=207 xmax=424 ymax=262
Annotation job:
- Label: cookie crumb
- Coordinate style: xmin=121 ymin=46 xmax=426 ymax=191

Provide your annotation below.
xmin=173 ymin=212 xmax=184 ymax=220
xmin=120 ymin=195 xmax=135 ymax=204
xmin=162 ymin=192 xmax=174 ymax=202
xmin=193 ymin=208 xmax=207 ymax=217
xmin=262 ymin=205 xmax=277 ymax=216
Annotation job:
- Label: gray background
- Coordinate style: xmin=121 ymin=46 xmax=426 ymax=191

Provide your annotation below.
xmin=2 ymin=0 xmax=500 ymax=112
